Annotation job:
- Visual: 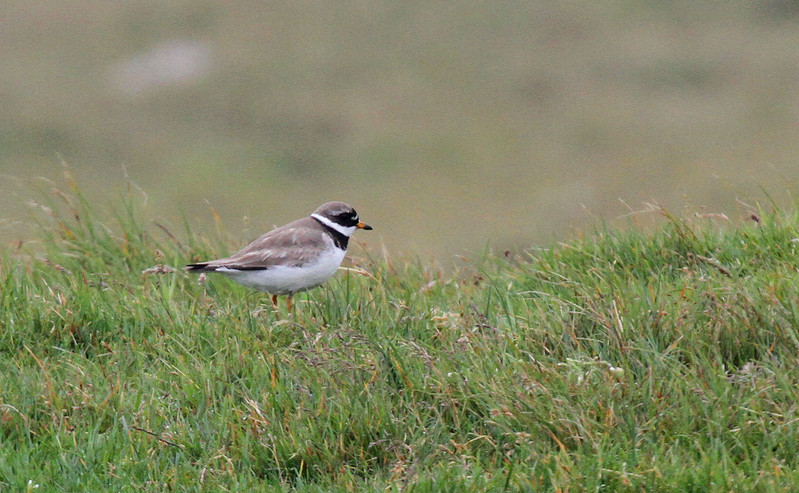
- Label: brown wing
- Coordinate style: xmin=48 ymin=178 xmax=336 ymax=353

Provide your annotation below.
xmin=196 ymin=217 xmax=329 ymax=270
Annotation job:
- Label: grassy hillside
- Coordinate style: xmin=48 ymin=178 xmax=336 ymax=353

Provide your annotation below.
xmin=2 ymin=181 xmax=799 ymax=491
xmin=3 ymin=2 xmax=799 ymax=256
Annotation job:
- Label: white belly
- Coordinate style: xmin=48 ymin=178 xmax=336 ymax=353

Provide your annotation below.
xmin=215 ymin=248 xmax=346 ymax=295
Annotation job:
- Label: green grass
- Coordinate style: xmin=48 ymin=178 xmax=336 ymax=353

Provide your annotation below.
xmin=3 ymin=181 xmax=799 ymax=491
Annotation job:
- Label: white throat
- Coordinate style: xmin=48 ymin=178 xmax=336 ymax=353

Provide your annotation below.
xmin=312 ymin=213 xmax=357 ymax=237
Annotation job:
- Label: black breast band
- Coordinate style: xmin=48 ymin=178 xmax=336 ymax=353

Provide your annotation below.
xmin=312 ymin=217 xmax=349 ymax=250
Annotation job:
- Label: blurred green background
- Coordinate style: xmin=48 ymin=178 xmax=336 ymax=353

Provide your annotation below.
xmin=2 ymin=1 xmax=799 ymax=257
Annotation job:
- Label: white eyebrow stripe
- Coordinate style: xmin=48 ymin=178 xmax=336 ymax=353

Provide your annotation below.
xmin=312 ymin=213 xmax=356 ymax=236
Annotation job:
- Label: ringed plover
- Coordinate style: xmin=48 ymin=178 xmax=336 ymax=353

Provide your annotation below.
xmin=187 ymin=201 xmax=372 ymax=311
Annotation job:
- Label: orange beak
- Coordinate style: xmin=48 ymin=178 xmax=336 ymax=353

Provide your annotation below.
xmin=357 ymin=221 xmax=373 ymax=230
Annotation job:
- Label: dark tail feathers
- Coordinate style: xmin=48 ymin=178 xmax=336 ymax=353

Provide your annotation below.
xmin=185 ymin=263 xmax=214 ymax=273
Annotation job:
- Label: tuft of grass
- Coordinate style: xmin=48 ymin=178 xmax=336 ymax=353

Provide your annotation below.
xmin=2 ymin=181 xmax=799 ymax=491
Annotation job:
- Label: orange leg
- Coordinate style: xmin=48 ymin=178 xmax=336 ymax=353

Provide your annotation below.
xmin=286 ymin=294 xmax=293 ymax=313
xmin=270 ymin=294 xmax=281 ymax=319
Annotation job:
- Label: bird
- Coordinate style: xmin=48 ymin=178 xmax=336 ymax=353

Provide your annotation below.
xmin=186 ymin=201 xmax=372 ymax=312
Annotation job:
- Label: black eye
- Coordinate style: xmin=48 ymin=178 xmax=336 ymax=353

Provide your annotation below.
xmin=337 ymin=211 xmax=358 ymax=224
